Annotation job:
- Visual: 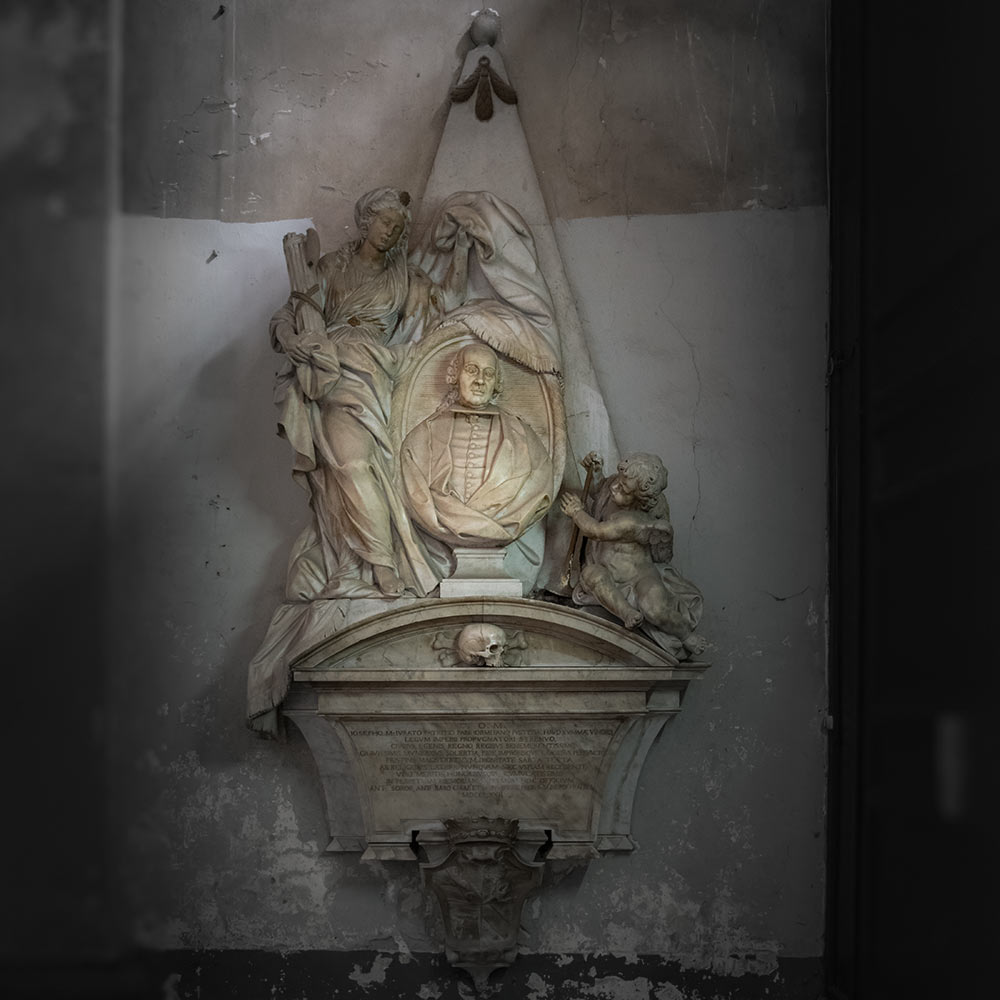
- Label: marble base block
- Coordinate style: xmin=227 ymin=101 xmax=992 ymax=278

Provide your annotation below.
xmin=439 ymin=547 xmax=523 ymax=598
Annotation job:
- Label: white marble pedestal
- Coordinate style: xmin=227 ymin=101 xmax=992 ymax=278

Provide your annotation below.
xmin=438 ymin=547 xmax=523 ymax=598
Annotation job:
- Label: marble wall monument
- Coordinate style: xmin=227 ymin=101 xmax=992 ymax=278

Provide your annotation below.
xmin=247 ymin=10 xmax=709 ymax=991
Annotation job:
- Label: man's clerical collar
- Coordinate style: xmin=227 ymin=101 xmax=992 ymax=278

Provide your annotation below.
xmin=449 ymin=404 xmax=501 ymax=416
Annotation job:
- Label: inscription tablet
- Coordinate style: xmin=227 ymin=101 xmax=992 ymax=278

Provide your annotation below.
xmin=342 ymin=718 xmax=623 ymax=837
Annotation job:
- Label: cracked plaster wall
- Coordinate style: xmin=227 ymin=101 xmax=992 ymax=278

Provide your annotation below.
xmin=2 ymin=0 xmax=829 ymax=993
xmin=122 ymin=0 xmax=825 ymax=224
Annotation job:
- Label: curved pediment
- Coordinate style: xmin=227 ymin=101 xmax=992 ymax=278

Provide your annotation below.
xmin=291 ymin=596 xmax=692 ymax=672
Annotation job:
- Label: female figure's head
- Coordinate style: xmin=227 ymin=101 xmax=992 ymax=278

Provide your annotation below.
xmin=354 ymin=187 xmax=411 ymax=259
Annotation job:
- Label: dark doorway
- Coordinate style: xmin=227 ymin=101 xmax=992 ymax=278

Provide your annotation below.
xmin=826 ymin=2 xmax=999 ymax=996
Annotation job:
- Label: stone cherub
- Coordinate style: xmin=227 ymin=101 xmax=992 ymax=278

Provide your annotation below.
xmin=560 ymin=451 xmax=706 ymax=659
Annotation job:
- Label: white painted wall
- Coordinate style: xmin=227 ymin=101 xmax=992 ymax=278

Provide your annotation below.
xmin=107 ymin=205 xmax=827 ymax=965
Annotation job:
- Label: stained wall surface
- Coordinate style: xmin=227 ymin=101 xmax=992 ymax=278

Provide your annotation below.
xmin=121 ymin=0 xmax=826 ymax=222
xmin=5 ymin=2 xmax=829 ymax=997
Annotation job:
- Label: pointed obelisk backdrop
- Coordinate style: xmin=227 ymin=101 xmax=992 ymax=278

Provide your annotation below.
xmin=415 ymin=15 xmax=620 ymax=483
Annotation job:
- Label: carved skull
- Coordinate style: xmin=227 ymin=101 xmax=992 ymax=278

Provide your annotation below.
xmin=455 ymin=623 xmax=508 ymax=667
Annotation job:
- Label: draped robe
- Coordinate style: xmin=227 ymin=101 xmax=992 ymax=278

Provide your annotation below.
xmin=401 ymin=405 xmax=554 ymax=547
xmin=270 ymin=245 xmax=445 ymax=599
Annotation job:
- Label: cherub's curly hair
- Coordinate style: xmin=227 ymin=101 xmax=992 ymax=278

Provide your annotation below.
xmin=616 ymin=453 xmax=667 ymax=510
xmin=441 ymin=342 xmax=504 ymax=405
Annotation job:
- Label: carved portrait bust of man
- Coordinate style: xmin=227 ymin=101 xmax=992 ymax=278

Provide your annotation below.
xmin=400 ymin=343 xmax=554 ymax=547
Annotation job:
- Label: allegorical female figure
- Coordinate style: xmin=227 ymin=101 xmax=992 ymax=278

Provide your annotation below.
xmin=269 ymin=187 xmax=467 ymax=599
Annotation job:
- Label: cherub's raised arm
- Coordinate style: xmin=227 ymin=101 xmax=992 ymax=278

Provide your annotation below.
xmin=560 ymin=494 xmax=641 ymax=541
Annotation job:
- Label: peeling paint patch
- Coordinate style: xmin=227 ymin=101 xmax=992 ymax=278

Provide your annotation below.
xmin=579 ymin=975 xmax=654 ymax=999
xmin=654 ymin=985 xmax=685 ymax=1000
xmin=197 ymin=98 xmax=236 ymax=115
xmin=349 ymin=953 xmax=394 ymax=989
xmin=526 ymin=971 xmax=552 ymax=998
xmin=133 ymin=951 xmax=822 ymax=1000
xmin=160 ymin=972 xmax=182 ymax=1000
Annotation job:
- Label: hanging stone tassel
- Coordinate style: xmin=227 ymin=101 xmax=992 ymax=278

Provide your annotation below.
xmin=450 ymin=55 xmax=518 ymax=121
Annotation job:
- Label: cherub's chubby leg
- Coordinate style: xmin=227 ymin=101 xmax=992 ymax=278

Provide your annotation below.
xmin=634 ymin=572 xmax=692 ymax=639
xmin=580 ymin=563 xmax=643 ymax=629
